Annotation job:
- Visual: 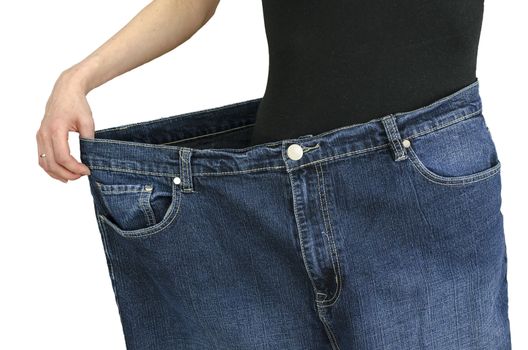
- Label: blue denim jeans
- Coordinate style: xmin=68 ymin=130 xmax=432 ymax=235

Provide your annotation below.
xmin=79 ymin=78 xmax=511 ymax=350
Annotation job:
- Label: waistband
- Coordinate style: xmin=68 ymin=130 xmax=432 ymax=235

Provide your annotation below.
xmin=79 ymin=78 xmax=483 ymax=180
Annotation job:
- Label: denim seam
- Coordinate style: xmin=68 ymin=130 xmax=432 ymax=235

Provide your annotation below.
xmin=195 ymin=165 xmax=287 ymax=176
xmin=91 ymin=166 xmax=181 ymax=178
xmin=83 ymin=109 xmax=484 ymax=177
xmin=404 ymin=175 xmax=436 ymax=343
xmin=96 ymin=182 xmax=147 ymax=193
xmin=382 ymin=114 xmax=407 ymax=161
xmin=314 ymin=162 xmax=332 ymax=301
xmin=179 ymin=148 xmax=194 ymax=193
xmin=317 ymin=309 xmax=341 ymax=350
xmin=406 ymin=145 xmax=501 ymax=186
xmin=289 ymin=144 xmax=389 ymax=173
xmin=315 ymin=162 xmax=342 ymax=308
xmin=404 ymin=109 xmax=482 ymax=141
xmin=95 ymin=213 xmax=124 ymax=324
xmin=82 ymin=134 xmax=285 ymax=154
xmin=139 ymin=188 xmax=156 ymax=226
xmin=80 ymin=103 xmax=481 ymax=155
xmin=286 ymin=109 xmax=484 ymax=172
xmin=95 ymin=181 xmax=157 ymax=227
xmin=287 ymin=170 xmax=321 ymax=310
xmin=97 ymin=181 xmax=182 ymax=238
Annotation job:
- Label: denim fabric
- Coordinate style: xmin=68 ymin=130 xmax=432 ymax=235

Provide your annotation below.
xmin=79 ymin=78 xmax=511 ymax=350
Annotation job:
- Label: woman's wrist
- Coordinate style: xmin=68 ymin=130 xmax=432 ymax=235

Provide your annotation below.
xmin=61 ymin=58 xmax=101 ymax=95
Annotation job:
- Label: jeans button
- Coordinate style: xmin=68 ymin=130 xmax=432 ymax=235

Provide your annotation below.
xmin=287 ymin=144 xmax=304 ymax=160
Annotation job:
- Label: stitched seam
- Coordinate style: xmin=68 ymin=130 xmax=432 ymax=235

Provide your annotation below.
xmin=185 ymin=149 xmax=193 ymax=191
xmin=98 ymin=189 xmax=145 ymax=194
xmin=98 ymin=182 xmax=182 ymax=238
xmin=317 ymin=164 xmax=342 ymax=307
xmin=406 ymin=146 xmax=502 ymax=186
xmin=98 ymin=195 xmax=180 ymax=238
xmin=287 ymin=170 xmax=321 ymax=306
xmin=410 ymin=158 xmax=501 ymax=186
xmin=94 ymin=214 xmax=124 ymax=324
xmin=96 ymin=214 xmax=116 ymax=282
xmin=95 ymin=181 xmax=146 ymax=193
xmin=139 ymin=188 xmax=156 ymax=226
xmin=194 ymin=165 xmax=287 ymax=176
xmin=405 ymin=109 xmax=482 ymax=140
xmin=289 ymin=144 xmax=389 ymax=172
xmin=81 ymin=105 xmax=481 ymax=154
xmin=315 ymin=162 xmax=342 ymax=307
xmin=290 ymin=110 xmax=484 ymax=172
xmin=390 ymin=117 xmax=406 ymax=159
xmin=316 ymin=163 xmax=331 ymax=244
xmin=84 ymin=110 xmax=484 ymax=177
xmin=314 ymin=163 xmax=332 ymax=299
xmin=90 ymin=166 xmax=180 ymax=177
xmin=383 ymin=115 xmax=405 ymax=160
xmin=180 ymin=148 xmax=189 ymax=191
xmin=318 ymin=310 xmax=341 ymax=350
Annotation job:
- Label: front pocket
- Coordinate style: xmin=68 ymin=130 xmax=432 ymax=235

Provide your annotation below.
xmin=404 ymin=113 xmax=501 ymax=186
xmin=89 ymin=171 xmax=183 ymax=238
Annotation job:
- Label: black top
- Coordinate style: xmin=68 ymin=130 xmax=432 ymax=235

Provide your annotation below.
xmin=248 ymin=0 xmax=484 ymax=146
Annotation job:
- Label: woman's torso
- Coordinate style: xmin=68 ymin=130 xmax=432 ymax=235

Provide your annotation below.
xmin=249 ymin=0 xmax=484 ymax=146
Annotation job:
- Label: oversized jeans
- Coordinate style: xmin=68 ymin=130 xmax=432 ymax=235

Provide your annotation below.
xmin=79 ymin=78 xmax=511 ymax=349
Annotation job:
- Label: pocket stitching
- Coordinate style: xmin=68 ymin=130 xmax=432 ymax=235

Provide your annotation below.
xmin=97 ymin=180 xmax=183 ymax=238
xmin=406 ymin=144 xmax=501 ymax=186
xmin=97 ymin=182 xmax=148 ymax=194
xmin=138 ymin=188 xmax=157 ymax=226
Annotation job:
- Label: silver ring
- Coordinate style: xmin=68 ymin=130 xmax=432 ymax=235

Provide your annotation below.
xmin=40 ymin=153 xmax=47 ymax=158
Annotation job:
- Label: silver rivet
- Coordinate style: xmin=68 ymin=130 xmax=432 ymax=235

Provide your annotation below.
xmin=144 ymin=184 xmax=153 ymax=191
xmin=287 ymin=144 xmax=304 ymax=160
xmin=173 ymin=177 xmax=181 ymax=185
xmin=402 ymin=139 xmax=411 ymax=148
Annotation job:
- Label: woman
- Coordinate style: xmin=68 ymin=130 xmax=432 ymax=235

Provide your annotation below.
xmin=36 ymin=0 xmax=511 ymax=349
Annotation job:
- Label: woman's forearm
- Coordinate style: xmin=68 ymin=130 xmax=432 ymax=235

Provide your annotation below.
xmin=63 ymin=0 xmax=220 ymax=94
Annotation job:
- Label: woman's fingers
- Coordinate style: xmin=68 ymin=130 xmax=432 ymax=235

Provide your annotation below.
xmin=36 ymin=131 xmax=61 ymax=180
xmin=38 ymin=70 xmax=95 ymax=182
xmin=37 ymin=128 xmax=82 ymax=183
xmin=51 ymin=126 xmax=91 ymax=176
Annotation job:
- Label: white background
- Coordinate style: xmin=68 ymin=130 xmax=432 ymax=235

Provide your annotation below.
xmin=1 ymin=1 xmax=526 ymax=348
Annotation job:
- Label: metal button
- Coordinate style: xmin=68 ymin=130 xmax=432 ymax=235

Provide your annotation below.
xmin=402 ymin=139 xmax=411 ymax=148
xmin=287 ymin=144 xmax=304 ymax=160
xmin=173 ymin=176 xmax=181 ymax=185
xmin=144 ymin=184 xmax=153 ymax=192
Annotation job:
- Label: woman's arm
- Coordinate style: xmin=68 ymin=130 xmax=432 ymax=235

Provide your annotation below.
xmin=36 ymin=0 xmax=220 ymax=183
xmin=71 ymin=0 xmax=220 ymax=93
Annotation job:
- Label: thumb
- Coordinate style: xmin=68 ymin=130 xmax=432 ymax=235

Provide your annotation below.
xmin=78 ymin=116 xmax=95 ymax=139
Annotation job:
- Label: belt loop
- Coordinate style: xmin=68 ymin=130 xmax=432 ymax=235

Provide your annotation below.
xmin=381 ymin=114 xmax=408 ymax=162
xmin=179 ymin=147 xmax=194 ymax=193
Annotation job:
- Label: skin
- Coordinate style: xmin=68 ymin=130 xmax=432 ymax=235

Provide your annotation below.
xmin=36 ymin=0 xmax=220 ymax=183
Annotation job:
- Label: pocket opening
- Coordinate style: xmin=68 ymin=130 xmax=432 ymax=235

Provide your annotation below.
xmin=403 ymin=114 xmax=501 ymax=186
xmin=91 ymin=174 xmax=184 ymax=238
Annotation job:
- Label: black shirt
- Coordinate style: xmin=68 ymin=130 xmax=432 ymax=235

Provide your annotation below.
xmin=248 ymin=0 xmax=484 ymax=146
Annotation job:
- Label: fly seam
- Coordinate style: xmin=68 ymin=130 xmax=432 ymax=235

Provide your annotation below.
xmin=315 ymin=162 xmax=342 ymax=307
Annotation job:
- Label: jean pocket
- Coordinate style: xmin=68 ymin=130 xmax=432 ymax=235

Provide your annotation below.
xmin=89 ymin=170 xmax=183 ymax=238
xmin=404 ymin=112 xmax=501 ymax=186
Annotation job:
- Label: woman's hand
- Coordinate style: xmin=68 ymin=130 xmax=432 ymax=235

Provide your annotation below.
xmin=36 ymin=69 xmax=93 ymax=183
xmin=36 ymin=0 xmax=221 ymax=183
